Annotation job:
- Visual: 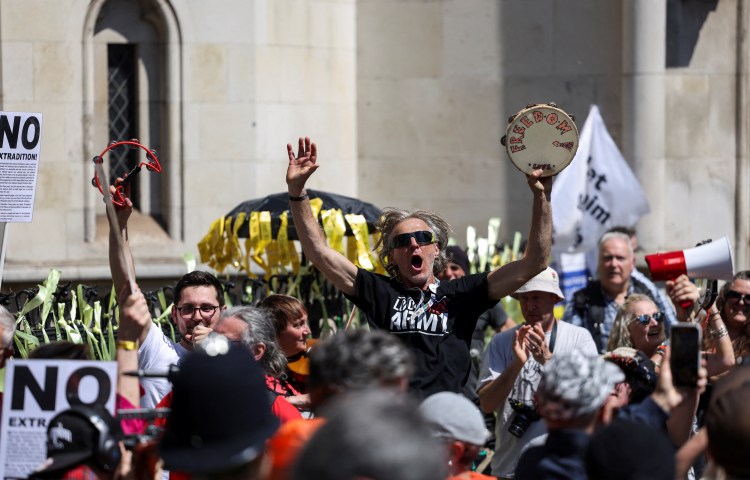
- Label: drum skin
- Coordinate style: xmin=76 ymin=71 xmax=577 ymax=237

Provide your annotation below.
xmin=502 ymin=103 xmax=579 ymax=177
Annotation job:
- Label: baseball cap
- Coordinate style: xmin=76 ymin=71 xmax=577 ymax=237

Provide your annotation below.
xmin=445 ymin=246 xmax=470 ymax=274
xmin=159 ymin=341 xmax=280 ymax=474
xmin=31 ymin=405 xmax=123 ymax=478
xmin=512 ymin=267 xmax=564 ymax=301
xmin=537 ymin=350 xmax=625 ymax=422
xmin=418 ymin=392 xmax=489 ymax=446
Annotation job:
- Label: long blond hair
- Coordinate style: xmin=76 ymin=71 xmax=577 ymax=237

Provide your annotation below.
xmin=606 ymin=294 xmax=656 ymax=352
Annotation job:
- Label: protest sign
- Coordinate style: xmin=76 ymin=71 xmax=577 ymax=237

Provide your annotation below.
xmin=0 ymin=359 xmax=116 ymax=479
xmin=0 ymin=112 xmax=43 ymax=223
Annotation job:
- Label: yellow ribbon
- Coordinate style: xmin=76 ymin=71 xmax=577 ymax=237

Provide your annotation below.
xmin=345 ymin=214 xmax=374 ymax=270
xmin=322 ymin=208 xmax=346 ymax=255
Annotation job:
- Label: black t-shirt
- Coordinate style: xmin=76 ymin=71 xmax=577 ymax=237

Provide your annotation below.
xmin=346 ymin=269 xmax=496 ymax=397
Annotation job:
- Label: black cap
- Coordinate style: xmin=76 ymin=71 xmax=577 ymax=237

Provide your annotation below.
xmin=445 ymin=246 xmax=470 ymax=274
xmin=159 ymin=343 xmax=280 ymax=474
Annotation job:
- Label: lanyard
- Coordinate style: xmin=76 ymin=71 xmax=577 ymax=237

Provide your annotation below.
xmin=548 ymin=320 xmax=558 ymax=353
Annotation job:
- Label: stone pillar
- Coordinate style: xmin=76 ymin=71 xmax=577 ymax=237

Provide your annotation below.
xmin=736 ymin=0 xmax=750 ymax=268
xmin=622 ymin=0 xmax=667 ymax=250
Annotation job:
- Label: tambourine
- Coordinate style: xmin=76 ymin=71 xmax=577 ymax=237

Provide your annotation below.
xmin=501 ymin=103 xmax=579 ymax=177
xmin=90 ymin=139 xmax=162 ymax=207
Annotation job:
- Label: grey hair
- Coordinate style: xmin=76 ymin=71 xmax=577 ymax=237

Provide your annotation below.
xmin=0 ymin=306 xmax=15 ymax=349
xmin=537 ymin=350 xmax=624 ymax=422
xmin=606 ymin=294 xmax=655 ymax=352
xmin=374 ymin=208 xmax=452 ymax=278
xmin=308 ymin=329 xmax=414 ymax=392
xmin=222 ymin=305 xmax=288 ymax=378
xmin=598 ymin=231 xmax=634 ymax=257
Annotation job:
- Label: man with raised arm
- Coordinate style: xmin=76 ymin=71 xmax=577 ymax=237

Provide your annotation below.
xmin=286 ymin=137 xmax=553 ymax=398
xmin=107 ymin=185 xmax=225 ymax=408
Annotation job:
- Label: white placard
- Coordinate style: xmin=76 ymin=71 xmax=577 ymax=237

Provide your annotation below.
xmin=0 ymin=359 xmax=117 ymax=479
xmin=0 ymin=112 xmax=43 ymax=223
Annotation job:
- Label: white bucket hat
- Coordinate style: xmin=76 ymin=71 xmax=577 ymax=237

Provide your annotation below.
xmin=512 ymin=267 xmax=564 ymax=301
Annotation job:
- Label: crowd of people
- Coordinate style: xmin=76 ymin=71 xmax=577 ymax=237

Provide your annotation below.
xmin=0 ymin=136 xmax=748 ymax=479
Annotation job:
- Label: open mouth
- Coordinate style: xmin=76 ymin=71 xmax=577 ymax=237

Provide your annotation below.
xmin=647 ymin=328 xmax=661 ymax=338
xmin=411 ymin=254 xmax=423 ymax=270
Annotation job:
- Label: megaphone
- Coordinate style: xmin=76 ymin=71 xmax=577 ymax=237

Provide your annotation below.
xmin=645 ymin=236 xmax=735 ymax=282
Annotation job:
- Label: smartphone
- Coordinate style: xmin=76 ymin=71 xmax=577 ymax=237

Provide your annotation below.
xmin=669 ymin=323 xmax=702 ymax=387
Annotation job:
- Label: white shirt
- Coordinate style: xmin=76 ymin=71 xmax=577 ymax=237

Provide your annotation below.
xmin=478 ymin=320 xmax=597 ymax=478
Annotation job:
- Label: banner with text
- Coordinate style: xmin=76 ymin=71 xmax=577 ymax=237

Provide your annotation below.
xmin=0 ymin=112 xmax=43 ymax=223
xmin=0 ymin=360 xmax=117 ymax=479
xmin=551 ymin=105 xmax=650 ymax=254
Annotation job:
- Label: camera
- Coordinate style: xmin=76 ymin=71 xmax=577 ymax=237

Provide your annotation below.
xmin=507 ymin=398 xmax=540 ymax=438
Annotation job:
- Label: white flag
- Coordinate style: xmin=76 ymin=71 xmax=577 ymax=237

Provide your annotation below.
xmin=552 ymin=105 xmax=650 ymax=253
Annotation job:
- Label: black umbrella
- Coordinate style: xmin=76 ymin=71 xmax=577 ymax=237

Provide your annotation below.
xmin=225 ymin=189 xmax=382 ymax=240
xmin=198 ymin=189 xmax=384 ymax=275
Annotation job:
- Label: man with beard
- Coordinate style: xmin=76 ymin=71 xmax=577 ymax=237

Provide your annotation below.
xmin=285 ymin=137 xmax=553 ymax=398
xmin=477 ymin=268 xmax=597 ymax=479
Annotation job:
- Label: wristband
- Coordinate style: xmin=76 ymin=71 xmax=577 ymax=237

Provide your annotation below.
xmin=289 ymin=193 xmax=308 ymax=202
xmin=711 ymin=325 xmax=729 ymax=339
xmin=116 ymin=340 xmax=138 ymax=351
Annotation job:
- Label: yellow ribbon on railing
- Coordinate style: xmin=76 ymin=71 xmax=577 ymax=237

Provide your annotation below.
xmin=243 ymin=236 xmax=257 ymax=278
xmin=257 ymin=212 xmax=273 ymax=277
xmin=278 ymin=211 xmax=291 ymax=270
xmin=322 ymin=208 xmax=346 ymax=255
xmin=345 ymin=214 xmax=374 ymax=270
xmin=309 ymin=197 xmax=323 ymax=219
xmin=197 ymin=218 xmax=224 ymax=269
xmin=211 ymin=216 xmax=232 ymax=273
xmin=249 ymin=212 xmax=268 ymax=274
xmin=229 ymin=212 xmax=246 ymax=271
xmin=346 ymin=232 xmax=358 ymax=265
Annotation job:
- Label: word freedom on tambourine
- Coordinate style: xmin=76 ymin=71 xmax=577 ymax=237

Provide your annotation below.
xmin=501 ymin=103 xmax=579 ymax=177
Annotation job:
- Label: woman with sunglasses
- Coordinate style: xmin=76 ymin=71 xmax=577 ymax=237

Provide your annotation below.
xmin=609 ymin=294 xmax=733 ymax=377
xmin=607 ymin=294 xmax=668 ymax=363
xmin=707 ymin=270 xmax=750 ymax=359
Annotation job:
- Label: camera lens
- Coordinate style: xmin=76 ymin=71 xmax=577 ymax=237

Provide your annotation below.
xmin=508 ymin=413 xmax=533 ymax=438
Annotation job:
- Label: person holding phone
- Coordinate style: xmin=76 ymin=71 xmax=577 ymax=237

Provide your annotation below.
xmin=286 ymin=137 xmax=553 ymax=398
xmin=607 ymin=293 xmax=734 ymax=378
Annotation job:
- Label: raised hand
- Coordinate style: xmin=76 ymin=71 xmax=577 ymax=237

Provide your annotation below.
xmin=117 ymin=285 xmax=151 ymax=343
xmin=108 ymin=176 xmax=133 ymax=230
xmin=286 ymin=137 xmax=319 ymax=194
xmin=513 ymin=325 xmax=531 ymax=363
xmin=191 ymin=324 xmax=214 ymax=346
xmin=526 ymin=169 xmax=552 ymax=197
xmin=526 ymin=323 xmax=553 ymax=364
xmin=666 ymin=274 xmax=700 ymax=321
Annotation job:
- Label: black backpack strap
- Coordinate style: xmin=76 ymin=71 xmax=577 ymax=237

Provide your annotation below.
xmin=574 ymin=281 xmax=607 ymax=352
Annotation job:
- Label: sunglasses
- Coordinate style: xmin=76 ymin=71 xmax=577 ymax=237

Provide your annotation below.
xmin=632 ymin=312 xmax=665 ymax=325
xmin=726 ymin=290 xmax=750 ymax=303
xmin=390 ymin=230 xmax=435 ymax=249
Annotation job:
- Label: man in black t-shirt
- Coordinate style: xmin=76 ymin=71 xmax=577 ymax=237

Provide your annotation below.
xmin=285 ymin=137 xmax=553 ymax=398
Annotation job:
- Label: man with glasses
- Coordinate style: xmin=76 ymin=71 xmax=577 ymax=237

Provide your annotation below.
xmin=108 ymin=186 xmax=226 ymax=408
xmin=285 ymin=137 xmax=553 ymax=398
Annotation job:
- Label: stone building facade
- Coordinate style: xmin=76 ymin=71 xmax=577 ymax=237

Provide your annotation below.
xmin=1 ymin=0 xmax=747 ymax=287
